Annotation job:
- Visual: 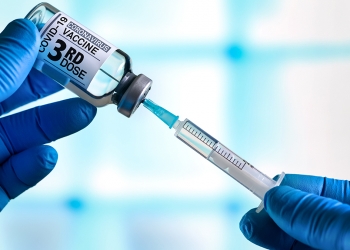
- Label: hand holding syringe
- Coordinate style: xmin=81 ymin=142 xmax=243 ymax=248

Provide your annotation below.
xmin=143 ymin=99 xmax=284 ymax=212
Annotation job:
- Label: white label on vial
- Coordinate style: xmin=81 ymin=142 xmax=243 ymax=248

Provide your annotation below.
xmin=37 ymin=12 xmax=116 ymax=90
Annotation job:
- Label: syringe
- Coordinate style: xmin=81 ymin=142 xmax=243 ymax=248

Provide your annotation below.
xmin=143 ymin=99 xmax=284 ymax=212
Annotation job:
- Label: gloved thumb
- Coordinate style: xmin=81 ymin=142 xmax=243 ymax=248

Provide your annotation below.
xmin=0 ymin=145 xmax=57 ymax=211
xmin=265 ymin=185 xmax=350 ymax=249
xmin=0 ymin=19 xmax=39 ymax=102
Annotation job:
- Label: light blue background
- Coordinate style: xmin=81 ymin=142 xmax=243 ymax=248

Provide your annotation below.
xmin=1 ymin=0 xmax=350 ymax=249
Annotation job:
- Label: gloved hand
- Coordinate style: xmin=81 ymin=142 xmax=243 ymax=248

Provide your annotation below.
xmin=0 ymin=19 xmax=97 ymax=211
xmin=239 ymin=174 xmax=350 ymax=250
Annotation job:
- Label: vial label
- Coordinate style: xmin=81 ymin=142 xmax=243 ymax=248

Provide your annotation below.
xmin=37 ymin=12 xmax=116 ymax=90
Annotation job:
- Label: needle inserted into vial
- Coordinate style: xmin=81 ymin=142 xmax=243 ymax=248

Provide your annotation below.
xmin=143 ymin=99 xmax=285 ymax=212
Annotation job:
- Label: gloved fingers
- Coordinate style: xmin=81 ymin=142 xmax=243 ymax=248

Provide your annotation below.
xmin=0 ymin=98 xmax=96 ymax=164
xmin=0 ymin=19 xmax=39 ymax=102
xmin=265 ymin=185 xmax=350 ymax=250
xmin=239 ymin=207 xmax=318 ymax=250
xmin=0 ymin=68 xmax=63 ymax=115
xmin=239 ymin=207 xmax=295 ymax=250
xmin=0 ymin=186 xmax=10 ymax=212
xmin=279 ymin=174 xmax=350 ymax=204
xmin=0 ymin=145 xmax=57 ymax=203
xmin=276 ymin=174 xmax=324 ymax=194
xmin=240 ymin=173 xmax=350 ymax=249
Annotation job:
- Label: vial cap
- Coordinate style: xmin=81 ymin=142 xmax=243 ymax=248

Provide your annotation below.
xmin=117 ymin=74 xmax=152 ymax=117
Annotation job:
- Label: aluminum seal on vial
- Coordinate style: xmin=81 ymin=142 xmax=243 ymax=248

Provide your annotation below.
xmin=117 ymin=74 xmax=152 ymax=117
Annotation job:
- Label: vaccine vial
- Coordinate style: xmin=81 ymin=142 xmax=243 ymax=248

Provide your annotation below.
xmin=25 ymin=2 xmax=152 ymax=117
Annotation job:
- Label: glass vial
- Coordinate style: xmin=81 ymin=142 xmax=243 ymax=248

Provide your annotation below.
xmin=25 ymin=2 xmax=152 ymax=117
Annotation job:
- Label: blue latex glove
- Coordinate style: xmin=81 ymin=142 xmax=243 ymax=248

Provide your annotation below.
xmin=239 ymin=174 xmax=350 ymax=249
xmin=0 ymin=19 xmax=97 ymax=210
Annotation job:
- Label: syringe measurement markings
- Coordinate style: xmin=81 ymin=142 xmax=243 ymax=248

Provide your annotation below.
xmin=213 ymin=144 xmax=245 ymax=170
xmin=233 ymin=160 xmax=241 ymax=167
xmin=182 ymin=121 xmax=249 ymax=171
xmin=184 ymin=122 xmax=216 ymax=149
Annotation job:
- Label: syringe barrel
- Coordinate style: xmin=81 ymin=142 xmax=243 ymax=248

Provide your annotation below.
xmin=174 ymin=119 xmax=278 ymax=200
xmin=209 ymin=142 xmax=275 ymax=199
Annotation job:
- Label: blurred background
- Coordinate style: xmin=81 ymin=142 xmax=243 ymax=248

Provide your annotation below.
xmin=1 ymin=0 xmax=350 ymax=249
